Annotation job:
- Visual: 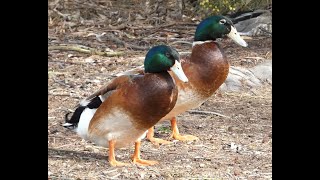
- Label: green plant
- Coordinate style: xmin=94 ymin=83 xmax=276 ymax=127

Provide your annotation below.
xmin=199 ymin=0 xmax=242 ymax=15
xmin=198 ymin=0 xmax=271 ymax=15
xmin=157 ymin=126 xmax=171 ymax=133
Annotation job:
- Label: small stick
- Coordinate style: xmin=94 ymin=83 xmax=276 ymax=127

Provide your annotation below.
xmin=169 ymin=41 xmax=192 ymax=46
xmin=48 ymin=93 xmax=70 ymax=96
xmin=48 ymin=44 xmax=124 ymax=57
xmin=187 ymin=110 xmax=231 ymax=119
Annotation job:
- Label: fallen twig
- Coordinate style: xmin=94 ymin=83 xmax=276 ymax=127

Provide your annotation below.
xmin=108 ymin=24 xmax=128 ymax=30
xmin=139 ymin=22 xmax=197 ymax=34
xmin=187 ymin=110 xmax=231 ymax=119
xmin=53 ymin=78 xmax=70 ymax=87
xmin=244 ymin=56 xmax=265 ymax=60
xmin=179 ymin=51 xmax=191 ymax=56
xmin=258 ymin=26 xmax=272 ymax=35
xmin=142 ymin=37 xmax=192 ymax=41
xmin=48 ymin=60 xmax=84 ymax=65
xmin=48 ymin=44 xmax=124 ymax=57
xmin=104 ymin=33 xmax=149 ymax=50
xmin=140 ymin=22 xmax=196 ymax=30
xmin=52 ymin=8 xmax=70 ymax=19
xmin=48 ymin=93 xmax=70 ymax=96
xmin=169 ymin=41 xmax=192 ymax=46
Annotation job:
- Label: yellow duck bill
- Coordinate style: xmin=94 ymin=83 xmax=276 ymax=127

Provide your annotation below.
xmin=170 ymin=60 xmax=189 ymax=83
xmin=227 ymin=26 xmax=248 ymax=47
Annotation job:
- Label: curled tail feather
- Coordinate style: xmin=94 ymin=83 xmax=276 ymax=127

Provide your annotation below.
xmin=63 ymin=96 xmax=103 ymax=129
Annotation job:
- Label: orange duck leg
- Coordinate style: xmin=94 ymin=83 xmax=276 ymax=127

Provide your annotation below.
xmin=131 ymin=141 xmax=158 ymax=166
xmin=170 ymin=117 xmax=199 ymax=141
xmin=108 ymin=140 xmax=130 ymax=167
xmin=147 ymin=127 xmax=172 ymax=145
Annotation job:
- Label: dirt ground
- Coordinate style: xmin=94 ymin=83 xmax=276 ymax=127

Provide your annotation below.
xmin=48 ymin=37 xmax=272 ymax=179
xmin=48 ymin=1 xmax=272 ymax=179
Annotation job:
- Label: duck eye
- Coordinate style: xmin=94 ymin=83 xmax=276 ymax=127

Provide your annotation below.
xmin=219 ymin=19 xmax=226 ymax=24
xmin=165 ymin=52 xmax=170 ymax=57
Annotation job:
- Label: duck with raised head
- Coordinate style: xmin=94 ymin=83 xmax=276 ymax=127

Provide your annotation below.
xmin=117 ymin=15 xmax=248 ymax=145
xmin=63 ymin=45 xmax=188 ymax=166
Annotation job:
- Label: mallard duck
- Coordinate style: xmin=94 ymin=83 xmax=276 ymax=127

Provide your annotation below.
xmin=63 ymin=45 xmax=188 ymax=166
xmin=116 ymin=15 xmax=248 ymax=144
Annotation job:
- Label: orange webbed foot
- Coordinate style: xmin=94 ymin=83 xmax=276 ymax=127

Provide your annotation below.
xmin=148 ymin=137 xmax=172 ymax=145
xmin=170 ymin=134 xmax=199 ymax=141
xmin=109 ymin=159 xmax=130 ymax=167
xmin=170 ymin=117 xmax=199 ymax=142
xmin=132 ymin=157 xmax=158 ymax=166
xmin=131 ymin=141 xmax=159 ymax=166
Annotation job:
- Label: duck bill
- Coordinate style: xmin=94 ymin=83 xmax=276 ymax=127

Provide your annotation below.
xmin=170 ymin=60 xmax=189 ymax=83
xmin=227 ymin=26 xmax=248 ymax=47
